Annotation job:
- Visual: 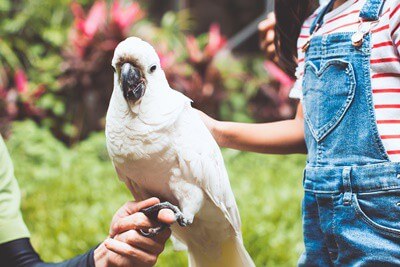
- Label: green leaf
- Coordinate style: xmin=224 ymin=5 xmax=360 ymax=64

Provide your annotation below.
xmin=0 ymin=39 xmax=21 ymax=68
xmin=42 ymin=28 xmax=66 ymax=47
xmin=0 ymin=0 xmax=10 ymax=12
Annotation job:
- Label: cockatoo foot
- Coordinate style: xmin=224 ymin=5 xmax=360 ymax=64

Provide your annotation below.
xmin=139 ymin=202 xmax=192 ymax=237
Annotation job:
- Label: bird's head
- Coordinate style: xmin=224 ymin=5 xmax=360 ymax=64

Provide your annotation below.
xmin=111 ymin=37 xmax=163 ymax=107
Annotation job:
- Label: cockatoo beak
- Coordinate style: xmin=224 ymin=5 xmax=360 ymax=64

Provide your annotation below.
xmin=120 ymin=62 xmax=146 ymax=101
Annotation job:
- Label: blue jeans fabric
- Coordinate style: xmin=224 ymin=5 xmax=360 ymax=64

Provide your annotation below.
xmin=299 ymin=164 xmax=400 ymax=266
xmin=299 ymin=0 xmax=400 ymax=265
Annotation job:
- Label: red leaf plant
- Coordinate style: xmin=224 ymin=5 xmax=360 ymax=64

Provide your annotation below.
xmin=58 ymin=0 xmax=144 ymax=144
xmin=249 ymin=61 xmax=296 ymax=122
xmin=186 ymin=23 xmax=226 ymax=64
xmin=0 ymin=68 xmax=45 ymax=136
xmin=111 ymin=1 xmax=144 ymax=34
xmin=160 ymin=23 xmax=227 ymax=118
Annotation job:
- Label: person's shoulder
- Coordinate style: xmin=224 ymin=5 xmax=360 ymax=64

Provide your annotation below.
xmin=298 ymin=7 xmax=322 ymax=41
xmin=303 ymin=5 xmax=323 ymax=28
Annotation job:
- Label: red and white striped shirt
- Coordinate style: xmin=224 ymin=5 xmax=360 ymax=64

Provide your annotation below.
xmin=290 ymin=0 xmax=400 ymax=161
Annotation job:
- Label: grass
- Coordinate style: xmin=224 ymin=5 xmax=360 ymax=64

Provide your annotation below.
xmin=6 ymin=120 xmax=306 ymax=266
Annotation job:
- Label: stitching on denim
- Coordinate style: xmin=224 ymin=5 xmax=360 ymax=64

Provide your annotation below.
xmin=330 ymin=194 xmax=339 ymax=263
xmin=303 ymin=62 xmax=324 ymax=142
xmin=358 ymin=187 xmax=400 ymax=195
xmin=304 ymin=188 xmax=340 ymax=194
xmin=352 ymin=194 xmax=400 ymax=238
xmin=305 ymin=185 xmax=400 ymax=194
xmin=314 ymin=60 xmax=349 ymax=76
xmin=307 ymin=33 xmax=371 ymax=57
xmin=360 ymin=0 xmax=385 ymax=21
xmin=342 ymin=167 xmax=353 ymax=205
xmin=314 ymin=193 xmax=327 ymax=239
xmin=308 ymin=48 xmax=364 ymax=57
xmin=311 ymin=193 xmax=336 ymax=264
xmin=303 ymin=59 xmax=356 ymax=143
xmin=357 ymin=185 xmax=400 ymax=194
xmin=361 ymin=34 xmax=390 ymax=161
xmin=317 ymin=140 xmax=324 ymax=165
xmin=316 ymin=63 xmax=356 ymax=141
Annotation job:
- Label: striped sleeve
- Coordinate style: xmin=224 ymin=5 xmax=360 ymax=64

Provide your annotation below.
xmin=389 ymin=0 xmax=400 ymax=55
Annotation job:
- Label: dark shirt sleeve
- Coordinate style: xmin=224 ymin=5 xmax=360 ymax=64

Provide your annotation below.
xmin=0 ymin=238 xmax=97 ymax=267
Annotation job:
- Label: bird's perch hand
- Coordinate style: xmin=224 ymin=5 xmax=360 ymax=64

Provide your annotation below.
xmin=258 ymin=12 xmax=278 ymax=63
xmin=94 ymin=198 xmax=176 ymax=267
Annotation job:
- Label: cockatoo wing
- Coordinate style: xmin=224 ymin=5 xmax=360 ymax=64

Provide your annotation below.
xmin=174 ymin=102 xmax=242 ymax=235
xmin=115 ymin=166 xmax=147 ymax=201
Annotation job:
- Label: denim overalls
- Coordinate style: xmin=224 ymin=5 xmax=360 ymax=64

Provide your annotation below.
xmin=299 ymin=0 xmax=400 ymax=265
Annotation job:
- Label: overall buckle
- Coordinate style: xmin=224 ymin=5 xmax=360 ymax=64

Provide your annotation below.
xmin=351 ymin=18 xmax=379 ymax=47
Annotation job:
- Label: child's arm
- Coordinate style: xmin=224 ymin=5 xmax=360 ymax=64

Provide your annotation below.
xmin=199 ymin=102 xmax=306 ymax=154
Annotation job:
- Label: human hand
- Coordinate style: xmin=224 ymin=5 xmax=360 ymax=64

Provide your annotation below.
xmin=196 ymin=109 xmax=223 ymax=146
xmin=95 ymin=198 xmax=176 ymax=267
xmin=258 ymin=12 xmax=277 ymax=63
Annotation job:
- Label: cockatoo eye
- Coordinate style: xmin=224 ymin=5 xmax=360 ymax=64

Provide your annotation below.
xmin=111 ymin=65 xmax=116 ymax=73
xmin=149 ymin=65 xmax=157 ymax=74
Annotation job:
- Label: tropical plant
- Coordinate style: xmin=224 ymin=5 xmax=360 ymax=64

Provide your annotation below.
xmin=248 ymin=60 xmax=296 ymax=122
xmin=156 ymin=23 xmax=227 ymax=118
xmin=56 ymin=0 xmax=145 ymax=144
xmin=0 ymin=0 xmax=297 ymax=142
xmin=0 ymin=0 xmax=76 ymax=136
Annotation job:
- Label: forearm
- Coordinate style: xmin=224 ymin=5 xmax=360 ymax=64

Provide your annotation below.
xmin=0 ymin=238 xmax=96 ymax=267
xmin=216 ymin=118 xmax=306 ymax=154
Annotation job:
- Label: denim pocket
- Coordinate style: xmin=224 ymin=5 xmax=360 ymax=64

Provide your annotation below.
xmin=353 ymin=190 xmax=400 ymax=237
xmin=302 ymin=60 xmax=356 ymax=142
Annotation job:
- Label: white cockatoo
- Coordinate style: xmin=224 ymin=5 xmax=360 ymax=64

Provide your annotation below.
xmin=105 ymin=37 xmax=255 ymax=267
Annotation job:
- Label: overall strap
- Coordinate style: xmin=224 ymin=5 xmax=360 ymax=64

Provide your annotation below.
xmin=310 ymin=0 xmax=336 ymax=34
xmin=360 ymin=0 xmax=386 ymax=21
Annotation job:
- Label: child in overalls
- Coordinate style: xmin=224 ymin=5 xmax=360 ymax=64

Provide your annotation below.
xmin=200 ymin=0 xmax=400 ymax=265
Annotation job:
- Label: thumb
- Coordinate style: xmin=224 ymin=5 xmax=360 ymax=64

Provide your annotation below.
xmin=158 ymin=209 xmax=176 ymax=225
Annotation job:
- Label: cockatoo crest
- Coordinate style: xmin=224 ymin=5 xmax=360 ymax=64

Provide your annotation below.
xmin=111 ymin=37 xmax=160 ymax=74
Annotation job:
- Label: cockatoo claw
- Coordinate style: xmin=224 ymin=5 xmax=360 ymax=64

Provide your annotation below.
xmin=139 ymin=201 xmax=191 ymax=237
xmin=139 ymin=225 xmax=167 ymax=238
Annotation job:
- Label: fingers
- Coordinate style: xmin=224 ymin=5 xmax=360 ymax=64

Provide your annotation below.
xmin=157 ymin=209 xmax=176 ymax=225
xmin=104 ymin=238 xmax=158 ymax=266
xmin=116 ymin=230 xmax=166 ymax=255
xmin=258 ymin=12 xmax=276 ymax=31
xmin=266 ymin=28 xmax=275 ymax=46
xmin=110 ymin=211 xmax=159 ymax=237
xmin=258 ymin=12 xmax=277 ymax=62
xmin=152 ymin=227 xmax=172 ymax=244
xmin=264 ymin=30 xmax=276 ymax=60
xmin=110 ymin=198 xmax=162 ymax=237
xmin=122 ymin=198 xmax=161 ymax=217
xmin=110 ymin=198 xmax=176 ymax=238
xmin=104 ymin=229 xmax=171 ymax=265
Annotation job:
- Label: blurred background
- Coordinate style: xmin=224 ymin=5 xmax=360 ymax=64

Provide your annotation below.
xmin=1 ymin=0 xmax=305 ymax=266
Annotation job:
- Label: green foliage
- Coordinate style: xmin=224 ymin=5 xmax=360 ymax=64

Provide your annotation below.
xmin=217 ymin=55 xmax=270 ymax=122
xmin=1 ymin=0 xmax=291 ymax=144
xmin=6 ymin=120 xmax=305 ymax=266
xmin=0 ymin=0 xmax=94 ymax=137
xmin=0 ymin=0 xmax=76 ymax=89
